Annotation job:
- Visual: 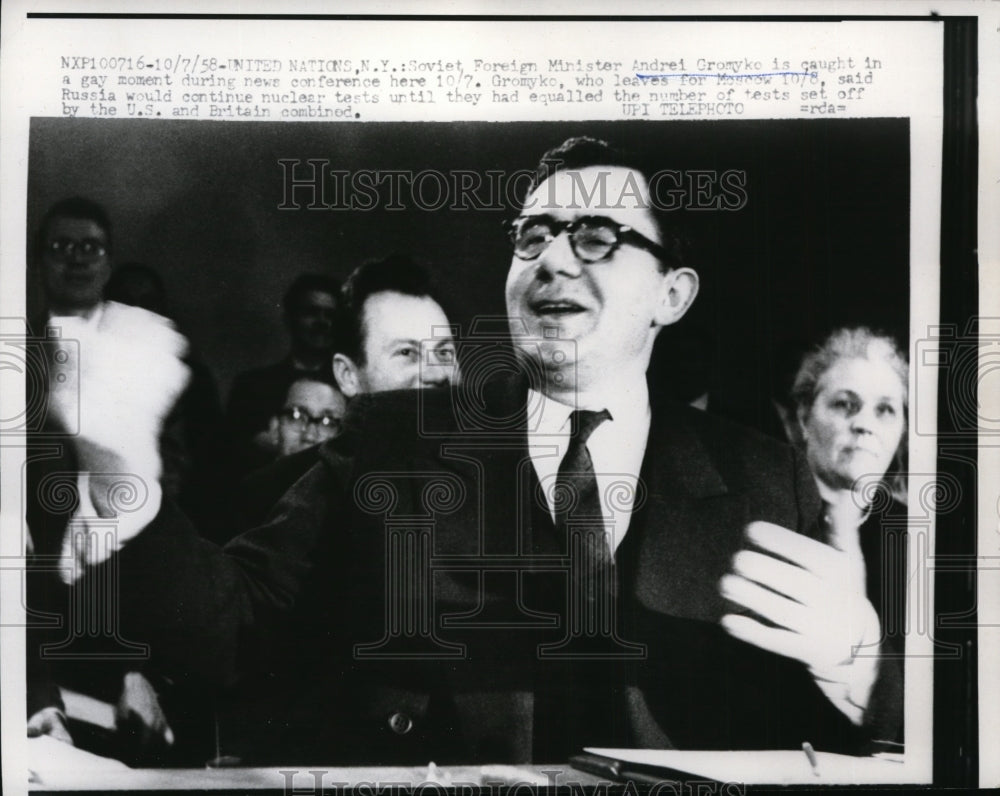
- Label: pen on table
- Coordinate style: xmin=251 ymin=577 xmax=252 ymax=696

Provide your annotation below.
xmin=801 ymin=741 xmax=820 ymax=776
xmin=422 ymin=762 xmax=451 ymax=785
xmin=569 ymin=752 xmax=621 ymax=781
xmin=569 ymin=753 xmax=678 ymax=786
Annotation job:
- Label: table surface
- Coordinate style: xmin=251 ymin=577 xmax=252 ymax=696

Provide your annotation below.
xmin=27 ymin=742 xmax=606 ymax=791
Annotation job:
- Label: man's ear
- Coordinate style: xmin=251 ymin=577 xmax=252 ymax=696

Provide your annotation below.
xmin=795 ymin=404 xmax=811 ymax=446
xmin=259 ymin=417 xmax=281 ymax=453
xmin=653 ymin=267 xmax=699 ymax=327
xmin=332 ymin=353 xmax=361 ymax=398
xmin=773 ymin=400 xmax=798 ymax=445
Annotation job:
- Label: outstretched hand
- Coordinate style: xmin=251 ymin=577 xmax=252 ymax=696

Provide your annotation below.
xmin=719 ymin=521 xmax=881 ymax=722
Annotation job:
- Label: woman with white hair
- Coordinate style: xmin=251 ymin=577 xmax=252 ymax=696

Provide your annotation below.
xmin=790 ymin=326 xmax=908 ymax=744
xmin=721 ymin=326 xmax=908 ymax=749
xmin=792 ymin=326 xmax=908 ymax=536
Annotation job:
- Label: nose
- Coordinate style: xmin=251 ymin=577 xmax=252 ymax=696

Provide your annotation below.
xmin=66 ymin=246 xmax=90 ymax=266
xmin=535 ymin=229 xmax=584 ymax=280
xmin=302 ymin=422 xmax=324 ymax=443
xmin=420 ymin=365 xmax=453 ymax=388
xmin=420 ymin=352 xmax=456 ymax=388
xmin=850 ymin=406 xmax=875 ymax=436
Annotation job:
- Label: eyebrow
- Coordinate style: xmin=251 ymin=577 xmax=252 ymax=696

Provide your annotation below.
xmin=830 ymin=388 xmax=901 ymax=402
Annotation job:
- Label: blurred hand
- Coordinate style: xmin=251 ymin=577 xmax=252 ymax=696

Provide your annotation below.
xmin=719 ymin=521 xmax=881 ymax=722
xmin=115 ymin=671 xmax=175 ymax=749
xmin=27 ymin=707 xmax=74 ymax=745
xmin=48 ymin=301 xmax=189 ymax=517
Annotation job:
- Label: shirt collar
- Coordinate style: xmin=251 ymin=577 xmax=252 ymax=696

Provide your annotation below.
xmin=528 ymin=376 xmax=650 ymax=437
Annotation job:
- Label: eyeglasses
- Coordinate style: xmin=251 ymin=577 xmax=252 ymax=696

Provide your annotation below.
xmin=47 ymin=237 xmax=108 ymax=262
xmin=279 ymin=405 xmax=342 ymax=435
xmin=506 ymin=214 xmax=666 ymax=264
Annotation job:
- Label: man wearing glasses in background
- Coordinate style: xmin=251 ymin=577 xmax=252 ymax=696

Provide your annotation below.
xmin=47 ymin=137 xmax=900 ymax=765
xmin=227 ymin=273 xmax=341 ymax=467
xmin=232 ymin=374 xmax=348 ymax=524
xmin=34 ymin=196 xmax=113 ymax=323
xmin=26 ymin=196 xmax=114 ymax=746
xmin=270 ymin=376 xmax=347 ymax=458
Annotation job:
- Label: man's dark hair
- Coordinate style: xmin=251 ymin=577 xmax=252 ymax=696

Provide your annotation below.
xmin=282 ymin=273 xmax=340 ymax=319
xmin=525 ymin=136 xmax=637 ymax=198
xmin=337 ymin=254 xmax=444 ymax=365
xmin=36 ymin=196 xmax=113 ymax=258
xmin=523 ymin=136 xmax=687 ymax=273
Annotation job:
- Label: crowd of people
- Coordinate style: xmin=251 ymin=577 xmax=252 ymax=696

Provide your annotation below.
xmin=25 ymin=136 xmax=909 ymax=768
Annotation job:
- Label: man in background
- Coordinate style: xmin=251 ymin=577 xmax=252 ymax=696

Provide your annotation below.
xmin=332 ymin=253 xmax=459 ymax=397
xmin=269 ymin=375 xmax=347 ymax=458
xmin=226 ymin=273 xmax=340 ymax=462
xmin=217 ymin=258 xmax=454 ymax=761
xmin=34 ymin=196 xmax=113 ymax=322
xmin=237 ymin=255 xmax=457 ymax=512
xmin=231 ymin=373 xmax=348 ymax=530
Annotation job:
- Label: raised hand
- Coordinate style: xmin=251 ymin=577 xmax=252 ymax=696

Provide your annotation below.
xmin=48 ymin=302 xmax=190 ymax=567
xmin=719 ymin=520 xmax=881 ymax=723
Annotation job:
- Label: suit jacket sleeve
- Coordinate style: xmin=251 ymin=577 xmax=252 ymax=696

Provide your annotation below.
xmin=81 ymin=453 xmax=348 ymax=688
xmin=858 ymin=500 xmax=907 ymax=747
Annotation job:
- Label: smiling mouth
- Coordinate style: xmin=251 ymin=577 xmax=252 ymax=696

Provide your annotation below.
xmin=529 ymin=299 xmax=586 ymax=316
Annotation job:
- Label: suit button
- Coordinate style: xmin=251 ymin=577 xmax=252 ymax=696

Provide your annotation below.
xmin=388 ymin=711 xmax=413 ymax=735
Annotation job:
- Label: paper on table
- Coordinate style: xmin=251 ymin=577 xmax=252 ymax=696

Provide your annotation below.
xmin=584 ymin=748 xmax=912 ymax=785
xmin=28 ymin=734 xmax=129 ymax=782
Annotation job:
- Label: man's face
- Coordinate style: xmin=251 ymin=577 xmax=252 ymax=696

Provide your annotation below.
xmin=39 ymin=216 xmax=112 ymax=314
xmin=288 ymin=290 xmax=337 ymax=355
xmin=505 ymin=166 xmax=697 ymax=392
xmin=336 ymin=290 xmax=458 ymax=396
xmin=275 ymin=379 xmax=347 ymax=456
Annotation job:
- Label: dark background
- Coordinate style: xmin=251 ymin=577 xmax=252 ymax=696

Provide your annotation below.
xmin=26 ymin=117 xmax=910 ymax=435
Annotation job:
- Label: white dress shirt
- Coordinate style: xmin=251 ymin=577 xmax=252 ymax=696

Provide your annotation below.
xmin=526 ymin=376 xmax=651 ymax=553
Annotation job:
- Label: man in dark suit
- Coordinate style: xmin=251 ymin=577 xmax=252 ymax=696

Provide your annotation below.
xmin=52 ymin=137 xmax=900 ymax=765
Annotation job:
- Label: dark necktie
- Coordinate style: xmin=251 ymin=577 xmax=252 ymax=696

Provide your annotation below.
xmin=555 ymin=408 xmax=615 ymax=610
xmin=533 ymin=408 xmax=625 ymax=760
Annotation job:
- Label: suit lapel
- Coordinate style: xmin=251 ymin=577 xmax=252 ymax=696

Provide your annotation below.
xmin=424 ymin=376 xmax=538 ymax=558
xmin=623 ymin=399 xmax=747 ymax=624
